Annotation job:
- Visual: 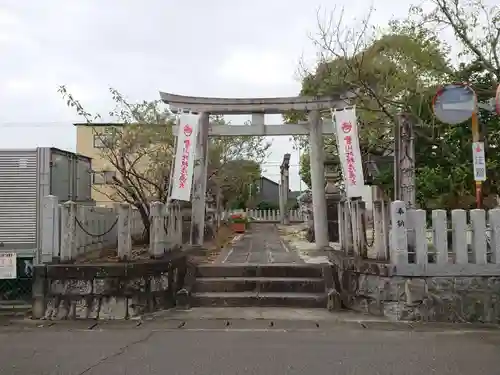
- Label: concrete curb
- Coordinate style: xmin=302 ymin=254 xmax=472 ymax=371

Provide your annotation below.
xmin=3 ymin=315 xmax=499 ymax=333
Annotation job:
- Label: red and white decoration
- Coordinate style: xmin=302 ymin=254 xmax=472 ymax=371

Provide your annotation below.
xmin=333 ymin=107 xmax=365 ymax=198
xmin=170 ymin=114 xmax=200 ymax=201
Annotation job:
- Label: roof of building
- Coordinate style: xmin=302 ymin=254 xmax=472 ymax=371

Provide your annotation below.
xmin=260 ymin=176 xmax=279 ymax=186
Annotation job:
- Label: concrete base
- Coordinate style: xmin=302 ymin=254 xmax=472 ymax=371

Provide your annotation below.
xmin=142 ymin=306 xmax=384 ymax=322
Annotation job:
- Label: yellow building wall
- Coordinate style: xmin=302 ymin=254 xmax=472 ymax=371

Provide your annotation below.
xmin=75 ymin=125 xmax=118 ymax=207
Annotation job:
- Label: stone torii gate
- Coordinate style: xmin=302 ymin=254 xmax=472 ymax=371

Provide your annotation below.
xmin=160 ymin=92 xmax=350 ymax=249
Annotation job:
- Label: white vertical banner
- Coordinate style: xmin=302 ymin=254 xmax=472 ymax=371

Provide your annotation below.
xmin=333 ymin=107 xmax=365 ymax=198
xmin=472 ymin=141 xmax=486 ymax=181
xmin=170 ymin=113 xmax=200 ymax=201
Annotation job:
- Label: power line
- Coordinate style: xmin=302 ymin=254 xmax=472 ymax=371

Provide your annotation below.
xmin=0 ymin=122 xmax=72 ymax=127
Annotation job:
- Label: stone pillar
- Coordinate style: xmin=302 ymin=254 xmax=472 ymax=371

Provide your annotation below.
xmin=324 ymin=158 xmax=342 ymax=243
xmin=340 ymin=197 xmax=354 ymax=254
xmin=150 ymin=201 xmax=166 ymax=257
xmin=398 ymin=113 xmax=416 ymax=209
xmin=40 ymin=195 xmax=60 ymax=263
xmin=60 ymin=201 xmax=76 ymax=262
xmin=279 ymin=180 xmax=285 ymax=224
xmin=356 ymin=199 xmax=367 ymax=258
xmin=309 ymin=109 xmax=329 ymax=248
xmin=117 ymin=203 xmax=132 ymax=260
xmin=390 ymin=200 xmax=408 ymax=265
xmin=283 ymin=164 xmax=290 ymax=225
xmin=279 ymin=154 xmax=290 ymax=225
xmin=190 ymin=112 xmax=209 ymax=246
xmin=372 ymin=200 xmax=386 ymax=260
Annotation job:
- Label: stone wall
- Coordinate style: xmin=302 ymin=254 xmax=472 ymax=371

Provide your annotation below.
xmin=32 ymin=251 xmax=196 ymax=320
xmin=326 ymin=252 xmax=500 ymax=323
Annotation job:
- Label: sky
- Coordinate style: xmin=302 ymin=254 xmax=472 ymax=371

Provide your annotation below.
xmin=0 ymin=0 xmax=426 ymax=191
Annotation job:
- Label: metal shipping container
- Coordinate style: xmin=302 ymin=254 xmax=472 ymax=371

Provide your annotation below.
xmin=50 ymin=148 xmax=92 ymax=202
xmin=0 ymin=148 xmax=93 ymax=262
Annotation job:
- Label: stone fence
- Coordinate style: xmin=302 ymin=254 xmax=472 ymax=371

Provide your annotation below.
xmin=32 ymin=248 xmax=196 ymax=320
xmin=40 ymin=196 xmax=183 ymax=262
xmin=339 ymin=199 xmax=500 ymax=270
xmin=223 ymin=209 xmax=304 ymax=223
xmin=327 ymin=200 xmax=500 ymax=323
xmin=388 ymin=200 xmax=500 ymax=276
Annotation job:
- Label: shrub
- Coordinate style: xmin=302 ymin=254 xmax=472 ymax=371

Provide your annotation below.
xmin=229 ymin=213 xmax=250 ymax=225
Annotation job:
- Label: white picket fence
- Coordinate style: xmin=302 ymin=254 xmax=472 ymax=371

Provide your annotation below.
xmin=223 ymin=209 xmax=304 ymax=222
xmin=40 ymin=195 xmax=183 ymax=262
xmin=388 ymin=200 xmax=500 ymax=276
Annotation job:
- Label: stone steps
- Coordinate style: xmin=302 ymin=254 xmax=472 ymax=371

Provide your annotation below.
xmin=194 ymin=277 xmax=325 ymax=294
xmin=192 ymin=263 xmax=326 ymax=308
xmin=196 ymin=263 xmax=324 ymax=278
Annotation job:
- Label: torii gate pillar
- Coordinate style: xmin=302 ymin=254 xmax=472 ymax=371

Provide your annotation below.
xmin=309 ymin=109 xmax=329 ymax=248
xmin=190 ymin=112 xmax=210 ymax=246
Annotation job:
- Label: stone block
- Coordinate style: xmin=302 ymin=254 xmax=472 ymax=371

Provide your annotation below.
xmin=66 ymin=280 xmax=92 ymax=295
xmin=381 ymin=277 xmax=405 ymax=301
xmin=49 ymin=280 xmax=66 ymax=294
xmin=382 ymin=302 xmax=402 ymax=321
xmin=151 ymin=274 xmax=170 ymax=292
xmin=327 ymin=289 xmax=341 ymax=311
xmin=427 ymin=277 xmax=454 ymax=293
xmin=93 ymin=279 xmax=107 ymax=295
xmin=404 ymin=279 xmax=427 ymax=305
xmin=357 ymin=274 xmax=381 ymax=297
xmin=98 ymin=297 xmax=127 ymax=319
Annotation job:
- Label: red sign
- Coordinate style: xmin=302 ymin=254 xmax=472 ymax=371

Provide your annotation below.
xmin=179 ymin=125 xmax=194 ymax=189
xmin=343 ymin=135 xmax=357 ymax=186
xmin=183 ymin=124 xmax=193 ymax=137
xmin=341 ymin=121 xmax=352 ymax=133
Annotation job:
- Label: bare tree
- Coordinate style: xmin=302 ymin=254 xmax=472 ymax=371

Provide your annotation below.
xmin=415 ymin=0 xmax=500 ymax=82
xmin=60 ymin=86 xmax=176 ymax=240
xmin=60 ymin=87 xmax=271 ymax=239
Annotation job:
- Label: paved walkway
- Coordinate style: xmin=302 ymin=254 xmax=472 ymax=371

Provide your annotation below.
xmin=216 ymin=224 xmax=303 ymax=264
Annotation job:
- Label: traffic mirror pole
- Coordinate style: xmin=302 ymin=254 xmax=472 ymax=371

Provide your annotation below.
xmin=471 ymin=109 xmax=483 ymax=209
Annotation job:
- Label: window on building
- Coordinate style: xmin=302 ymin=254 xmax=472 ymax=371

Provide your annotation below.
xmin=92 ymin=170 xmax=116 ymax=185
xmin=93 ymin=132 xmax=112 ymax=148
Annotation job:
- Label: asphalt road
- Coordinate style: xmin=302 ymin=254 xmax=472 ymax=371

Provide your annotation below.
xmin=1 ymin=322 xmax=499 ymax=375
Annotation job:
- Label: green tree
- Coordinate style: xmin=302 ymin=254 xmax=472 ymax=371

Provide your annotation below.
xmin=298 ymin=152 xmax=312 ymax=188
xmin=206 ymin=116 xmax=270 ymax=211
xmin=404 ymin=0 xmax=500 ymax=208
xmin=292 ymin=7 xmax=451 ymax=194
xmin=294 ymin=3 xmax=500 ymax=209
